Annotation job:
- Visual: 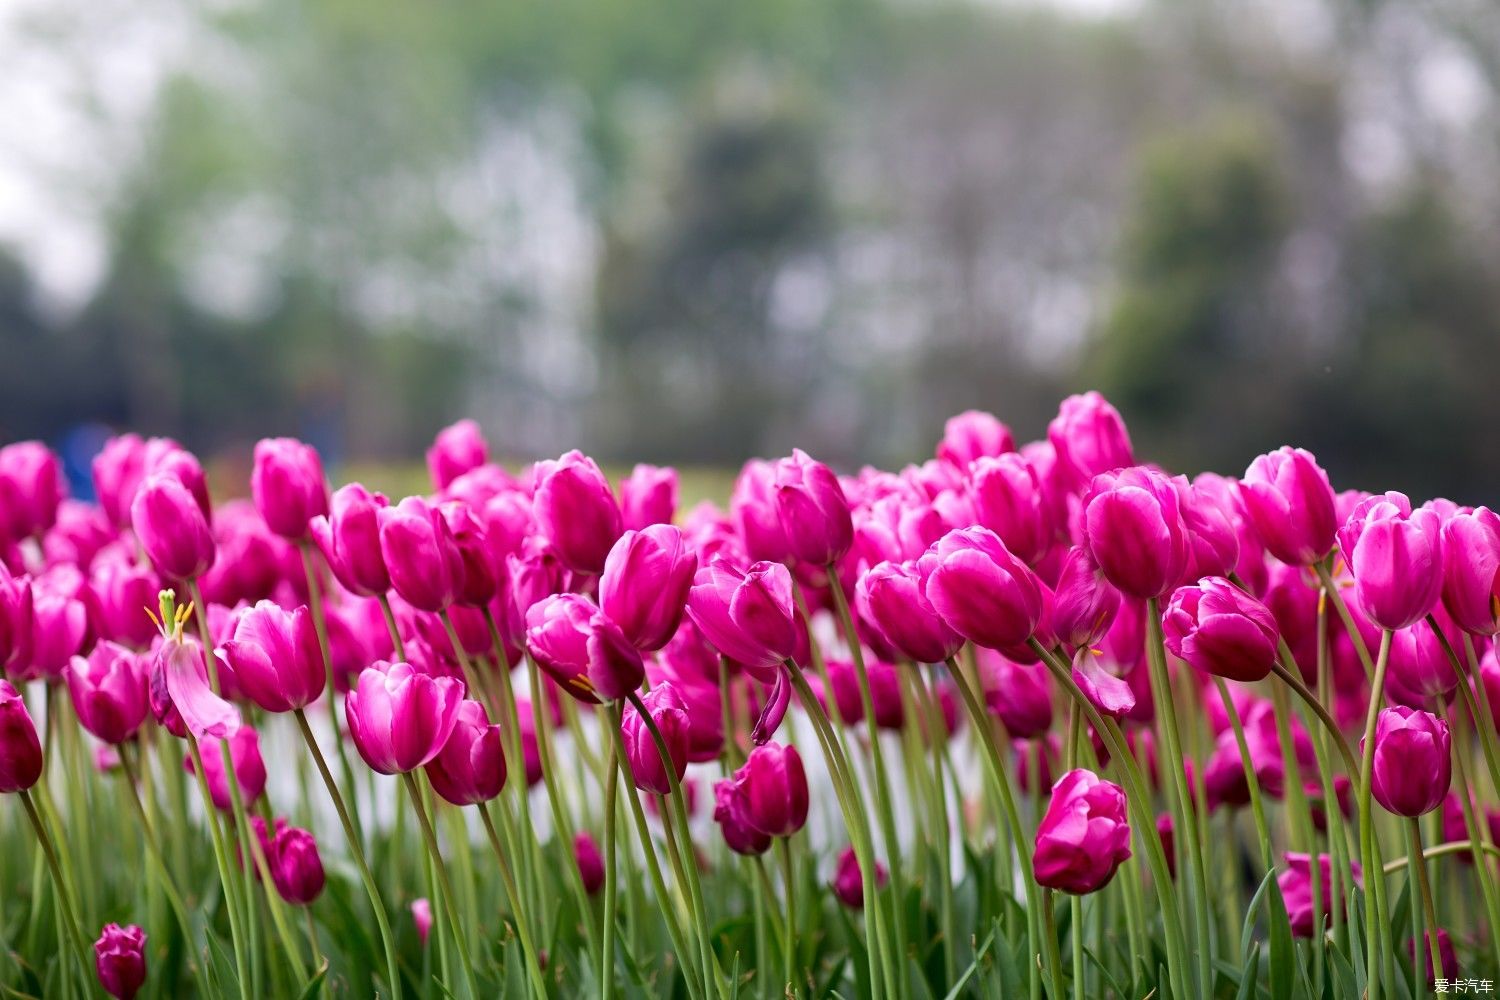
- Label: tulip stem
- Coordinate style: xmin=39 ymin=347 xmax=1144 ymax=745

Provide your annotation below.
xmin=1407 ymin=819 xmax=1443 ymax=986
xmin=116 ymin=746 xmax=198 ymax=955
xmin=17 ymin=789 xmax=91 ymax=992
xmin=400 ymin=772 xmax=481 ymax=998
xmin=1355 ymin=630 xmax=1393 ymax=1000
xmin=1268 ymin=655 xmax=1360 ymax=776
xmin=600 ymin=737 xmax=619 ymax=1000
xmin=293 ymin=709 xmax=403 ymax=1000
xmin=1382 ymin=837 xmax=1500 ymax=872
xmin=1210 ymin=678 xmax=1274 ymax=868
xmin=477 ymin=801 xmax=549 ymax=1000
xmin=1040 ymin=891 xmax=1067 ymax=1000
xmin=1434 ymin=622 xmax=1500 ymax=794
xmin=778 ymin=836 xmax=797 ymax=995
xmin=185 ymin=737 xmax=254 ymax=1000
xmin=1312 ymin=562 xmax=1375 ymax=679
xmin=1436 ymin=698 xmax=1500 ymax=963
xmin=378 ymin=593 xmax=408 ymax=661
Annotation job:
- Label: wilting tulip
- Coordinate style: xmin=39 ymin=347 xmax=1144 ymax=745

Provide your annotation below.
xmin=1052 ymin=546 xmax=1121 ymax=650
xmin=1081 ymin=467 xmax=1189 ymax=600
xmin=733 ymin=741 xmax=809 ymax=838
xmin=269 ymin=827 xmax=326 ymax=905
xmin=1279 ymin=852 xmax=1359 ymax=938
xmin=619 ymin=464 xmax=678 ymax=530
xmin=856 ymin=560 xmax=963 ymax=665
xmin=533 ymin=450 xmax=623 ymax=576
xmin=525 ymin=594 xmax=645 ymax=703
xmin=1367 ymin=706 xmax=1450 ymax=816
xmin=251 ymin=437 xmax=328 ymax=540
xmin=412 ymin=899 xmax=434 ymax=943
xmin=0 ymin=680 xmax=42 ymax=793
xmin=730 ymin=460 xmax=792 ymax=564
xmin=713 ymin=779 xmax=772 ymax=856
xmin=1161 ymin=577 xmax=1280 ymax=683
xmin=1048 ymin=392 xmax=1133 ymax=490
xmin=0 ymin=441 xmax=64 ymax=540
xmin=832 ymin=845 xmax=888 ymax=908
xmin=425 ymin=699 xmax=506 ymax=806
xmin=427 ymin=419 xmax=488 ymax=491
xmin=220 ymin=601 xmax=325 ymax=713
xmin=969 ymin=453 xmax=1050 ymax=567
xmin=686 ymin=560 xmax=798 ymax=679
xmin=188 ymin=726 xmax=267 ymax=811
xmin=1239 ymin=448 xmax=1338 ymax=567
xmin=379 ymin=496 xmax=465 ymax=612
xmin=66 ymin=642 xmax=149 ymax=744
xmin=773 ymin=449 xmax=854 ymax=566
xmin=132 ymin=475 xmax=215 ymax=581
xmin=93 ymin=923 xmax=147 ymax=1000
xmin=575 ymin=833 xmax=606 ymax=895
xmin=153 ymin=633 xmax=240 ymax=741
xmin=310 ymin=484 xmax=391 ymax=597
xmin=345 ymin=661 xmax=464 ymax=774
xmin=619 ymin=682 xmax=690 ymax=795
xmin=1032 ymin=768 xmax=1132 ymax=894
xmin=1337 ymin=492 xmax=1444 ymax=630
xmin=936 ymin=410 xmax=1015 ymax=469
xmin=923 ymin=528 xmax=1044 ymax=651
xmin=599 ymin=526 xmax=697 ymax=652
xmin=1072 ymin=655 xmax=1136 ymax=719
xmin=1441 ymin=507 xmax=1500 ymax=635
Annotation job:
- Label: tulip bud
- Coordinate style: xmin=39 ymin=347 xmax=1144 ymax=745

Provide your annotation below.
xmin=773 ymin=449 xmax=853 ymax=565
xmin=379 ymin=496 xmax=465 ymax=612
xmin=1032 ymin=768 xmax=1132 ymax=894
xmin=1161 ymin=577 xmax=1280 ymax=683
xmin=250 ymin=438 xmax=328 ymax=540
xmin=346 ymin=661 xmax=464 ymax=775
xmin=23 ymin=573 xmax=90 ymax=682
xmin=1440 ymin=507 xmax=1500 ymax=635
xmin=90 ymin=559 xmax=159 ymax=648
xmin=1367 ymin=706 xmax=1450 ymax=817
xmin=66 ymin=642 xmax=149 ymax=744
xmin=732 ymin=741 xmax=809 ymax=838
xmin=730 ymin=460 xmax=792 ymax=564
xmin=310 ymin=484 xmax=392 ymax=597
xmin=0 ymin=569 xmax=33 ymax=676
xmin=619 ymin=682 xmax=690 ymax=795
xmin=1051 ymin=546 xmax=1121 ymax=650
xmin=599 ymin=526 xmax=698 ymax=652
xmin=936 ymin=410 xmax=1015 ymax=469
xmin=93 ymin=923 xmax=147 ymax=1000
xmin=1278 ymin=852 xmax=1359 ymax=938
xmin=969 ymin=453 xmax=1049 ymax=567
xmin=1176 ymin=478 xmax=1240 ymax=582
xmin=922 ymin=528 xmax=1044 ymax=651
xmin=1239 ymin=448 xmax=1338 ymax=567
xmin=855 ymin=560 xmax=963 ymax=665
xmin=686 ymin=560 xmax=798 ymax=681
xmin=525 ymin=594 xmax=645 ymax=703
xmin=533 ymin=451 xmax=623 ymax=576
xmin=220 ymin=601 xmax=326 ymax=713
xmin=1081 ymin=467 xmax=1189 ymax=600
xmin=132 ymin=475 xmax=216 ymax=581
xmin=427 ymin=419 xmax=488 ymax=492
xmin=713 ymin=778 xmax=772 ymax=856
xmin=270 ymin=826 xmax=326 ymax=905
xmin=978 ymin=650 xmax=1053 ymax=738
xmin=0 ymin=680 xmax=43 ymax=793
xmin=412 ymin=899 xmax=433 ymax=943
xmin=831 ymin=845 xmax=888 ymax=908
xmin=1337 ymin=492 xmax=1444 ymax=630
xmin=1048 ymin=392 xmax=1133 ymax=490
xmin=0 ymin=441 xmax=64 ymax=540
xmin=439 ymin=501 xmax=499 ymax=607
xmin=1408 ymin=929 xmax=1458 ymax=981
xmin=188 ymin=726 xmax=267 ymax=811
xmin=575 ymin=833 xmax=606 ymax=895
xmin=426 ymin=699 xmax=506 ymax=806
xmin=619 ymin=464 xmax=679 ymax=531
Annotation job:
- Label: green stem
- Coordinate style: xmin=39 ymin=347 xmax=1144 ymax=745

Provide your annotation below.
xmin=477 ymin=802 xmax=549 ymax=1000
xmin=117 ymin=746 xmax=198 ymax=957
xmin=1356 ymin=630 xmax=1393 ymax=1000
xmin=1407 ymin=819 xmax=1442 ymax=987
xmin=401 ymin=773 xmax=481 ymax=999
xmin=778 ymin=836 xmax=797 ymax=995
xmin=600 ymin=738 xmax=619 ymax=1000
xmin=19 ymin=790 xmax=91 ymax=992
xmin=187 ymin=738 xmax=254 ymax=1000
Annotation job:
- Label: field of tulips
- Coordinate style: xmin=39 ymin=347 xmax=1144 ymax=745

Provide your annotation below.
xmin=2 ymin=392 xmax=1498 ymax=999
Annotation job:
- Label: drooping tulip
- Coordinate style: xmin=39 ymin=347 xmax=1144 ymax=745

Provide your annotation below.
xmin=1440 ymin=506 xmax=1500 ymax=635
xmin=525 ymin=594 xmax=645 ymax=703
xmin=152 ymin=634 xmax=240 ymax=742
xmin=1337 ymin=492 xmax=1444 ymax=631
xmin=855 ymin=559 xmax=963 ymax=665
xmin=733 ymin=741 xmax=809 ymax=838
xmin=1080 ymin=467 xmax=1189 ymax=600
xmin=132 ymin=475 xmax=216 ymax=581
xmin=1238 ymin=447 xmax=1338 ymax=567
xmin=1161 ymin=577 xmax=1280 ymax=683
xmin=269 ymin=826 xmax=326 ymax=905
xmin=0 ymin=680 xmax=42 ymax=793
xmin=619 ymin=464 xmax=678 ymax=531
xmin=685 ymin=559 xmax=798 ymax=680
xmin=310 ymin=484 xmax=391 ymax=597
xmin=533 ymin=450 xmax=623 ymax=577
xmin=93 ymin=923 xmax=147 ymax=1000
xmin=66 ymin=642 xmax=149 ymax=744
xmin=188 ymin=726 xmax=267 ymax=811
xmin=427 ymin=419 xmax=488 ymax=492
xmin=922 ymin=527 xmax=1044 ymax=651
xmin=345 ymin=661 xmax=465 ymax=775
xmin=251 ymin=437 xmax=328 ymax=540
xmin=773 ymin=449 xmax=853 ymax=566
xmin=220 ymin=601 xmax=325 ymax=713
xmin=831 ymin=845 xmax=888 ymax=908
xmin=1032 ymin=768 xmax=1132 ymax=894
xmin=936 ymin=410 xmax=1015 ymax=469
xmin=1367 ymin=706 xmax=1450 ymax=817
xmin=425 ymin=699 xmax=506 ymax=806
xmin=599 ymin=525 xmax=697 ymax=652
xmin=619 ymin=682 xmax=690 ymax=795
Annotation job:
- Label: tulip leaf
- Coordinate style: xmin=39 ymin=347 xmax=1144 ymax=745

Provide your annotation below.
xmin=294 ymin=959 xmax=329 ymax=1000
xmin=941 ymin=924 xmax=995 ymax=1000
xmin=1233 ymin=942 xmax=1260 ymax=1000
xmin=1267 ymin=876 xmax=1295 ymax=1000
xmin=1239 ymin=866 xmax=1279 ymax=961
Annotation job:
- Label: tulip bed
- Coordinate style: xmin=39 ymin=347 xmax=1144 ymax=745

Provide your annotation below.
xmin=0 ymin=395 xmax=1497 ymax=999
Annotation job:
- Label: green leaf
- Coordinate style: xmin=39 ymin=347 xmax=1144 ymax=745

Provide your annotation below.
xmin=294 ymin=960 xmax=330 ymax=1000
xmin=1267 ymin=876 xmax=1296 ymax=1000
xmin=942 ymin=925 xmax=996 ymax=1000
xmin=1233 ymin=942 xmax=1261 ymax=1000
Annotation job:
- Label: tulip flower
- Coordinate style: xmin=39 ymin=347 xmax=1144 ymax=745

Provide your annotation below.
xmin=66 ymin=642 xmax=149 ymax=744
xmin=0 ymin=441 xmax=64 ymax=540
xmin=1337 ymin=492 xmax=1444 ymax=630
xmin=733 ymin=741 xmax=809 ymax=838
xmin=1367 ymin=706 xmax=1450 ymax=816
xmin=1176 ymin=478 xmax=1240 ymax=581
xmin=1161 ymin=577 xmax=1280 ymax=683
xmin=188 ymin=726 xmax=267 ymax=811
xmin=831 ymin=845 xmax=888 ymax=908
xmin=713 ymin=778 xmax=772 ymax=856
xmin=132 ymin=475 xmax=216 ymax=581
xmin=251 ymin=437 xmax=328 ymax=540
xmin=1384 ymin=619 xmax=1460 ymax=708
xmin=1239 ymin=447 xmax=1338 ymax=566
xmin=0 ymin=680 xmax=42 ymax=793
xmin=269 ymin=826 xmax=326 ymax=905
xmin=1048 ymin=391 xmax=1133 ymax=490
xmin=425 ymin=699 xmax=506 ymax=806
xmin=1052 ymin=546 xmax=1121 ymax=650
xmin=533 ymin=450 xmax=623 ymax=576
xmin=809 ymin=659 xmax=864 ymax=725
xmin=936 ymin=409 xmax=1015 ymax=469
xmin=1278 ymin=852 xmax=1359 ymax=938
xmin=855 ymin=559 xmax=963 ymax=665
xmin=969 ymin=453 xmax=1050 ymax=567
xmin=922 ymin=527 xmax=1044 ymax=650
xmin=1440 ymin=506 xmax=1500 ymax=635
xmin=43 ymin=499 xmax=113 ymax=568
xmin=92 ymin=435 xmax=149 ymax=530
xmin=220 ymin=601 xmax=325 ymax=713
xmin=0 ymin=568 xmax=33 ymax=676
xmin=599 ymin=525 xmax=698 ymax=652
xmin=1408 ymin=929 xmax=1458 ymax=981
xmin=90 ymin=559 xmax=159 ymax=648
xmin=1081 ymin=467 xmax=1189 ymax=600
xmin=93 ymin=923 xmax=147 ymax=1000
xmin=378 ymin=496 xmax=466 ymax=612
xmin=22 ymin=575 xmax=90 ymax=682
xmin=412 ymin=899 xmax=434 ymax=943
xmin=730 ymin=459 xmax=792 ymax=564
xmin=978 ymin=650 xmax=1053 ymax=738
xmin=153 ymin=633 xmax=240 ymax=741
xmin=427 ymin=419 xmax=488 ymax=491
xmin=525 ymin=594 xmax=645 ymax=703
xmin=575 ymin=833 xmax=606 ymax=895
xmin=686 ymin=559 xmax=798 ymax=680
xmin=773 ymin=449 xmax=853 ymax=565
xmin=310 ymin=484 xmax=392 ymax=597
xmin=439 ymin=501 xmax=499 ymax=607
xmin=619 ymin=464 xmax=678 ymax=530
xmin=345 ymin=661 xmax=464 ymax=775
xmin=619 ymin=682 xmax=690 ymax=795
xmin=1032 ymin=768 xmax=1132 ymax=894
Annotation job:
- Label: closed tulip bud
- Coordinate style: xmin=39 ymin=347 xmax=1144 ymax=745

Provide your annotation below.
xmin=0 ymin=569 xmax=33 ymax=676
xmin=686 ymin=559 xmax=798 ymax=681
xmin=270 ymin=826 xmax=326 ymax=905
xmin=90 ymin=559 xmax=159 ymax=648
xmin=1176 ymin=478 xmax=1240 ymax=582
xmin=0 ymin=680 xmax=42 ymax=793
xmin=1367 ymin=706 xmax=1450 ymax=817
xmin=936 ymin=410 xmax=1015 ymax=469
xmin=439 ymin=501 xmax=499 ymax=607
xmin=1337 ymin=492 xmax=1444 ymax=630
xmin=599 ymin=525 xmax=698 ymax=652
xmin=22 ymin=575 xmax=88 ymax=682
xmin=426 ymin=699 xmax=506 ymax=806
xmin=220 ymin=601 xmax=325 ymax=713
xmin=310 ymin=484 xmax=391 ymax=597
xmin=730 ymin=459 xmax=792 ymax=564
xmin=575 ymin=833 xmax=606 ymax=895
xmin=66 ymin=642 xmax=149 ymax=744
xmin=619 ymin=682 xmax=690 ymax=795
xmin=732 ymin=741 xmax=809 ymax=838
xmin=188 ymin=726 xmax=267 ymax=811
xmin=427 ymin=419 xmax=488 ymax=491
xmin=0 ymin=441 xmax=64 ymax=540
xmin=1048 ymin=392 xmax=1133 ymax=490
xmin=412 ymin=899 xmax=433 ymax=943
xmin=1441 ymin=507 xmax=1500 ymax=635
xmin=1081 ymin=467 xmax=1189 ymax=600
xmin=1278 ymin=852 xmax=1359 ymax=938
xmin=713 ymin=778 xmax=772 ymax=856
xmin=619 ymin=464 xmax=678 ymax=531
xmin=379 ymin=496 xmax=465 ymax=612
xmin=855 ymin=560 xmax=963 ymax=665
xmin=979 ymin=650 xmax=1053 ymax=738
xmin=533 ymin=450 xmax=623 ymax=576
xmin=93 ymin=435 xmax=148 ymax=530
xmin=132 ymin=475 xmax=215 ymax=581
xmin=1032 ymin=768 xmax=1132 ymax=894
xmin=346 ymin=661 xmax=464 ymax=774
xmin=93 ymin=923 xmax=147 ymax=1000
xmin=1239 ymin=448 xmax=1338 ymax=567
xmin=773 ymin=449 xmax=853 ymax=565
xmin=1052 ymin=546 xmax=1121 ymax=649
xmin=1409 ymin=929 xmax=1458 ymax=981
xmin=1385 ymin=619 xmax=1459 ymax=708
xmin=923 ymin=527 xmax=1044 ymax=651
xmin=831 ymin=845 xmax=888 ymax=908
xmin=250 ymin=438 xmax=328 ymax=540
xmin=1162 ymin=578 xmax=1279 ymax=683
xmin=525 ymin=594 xmax=645 ymax=703
xmin=970 ymin=453 xmax=1050 ymax=567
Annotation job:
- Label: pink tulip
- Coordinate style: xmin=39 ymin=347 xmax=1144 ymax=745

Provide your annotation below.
xmin=93 ymin=923 xmax=147 ymax=1000
xmin=978 ymin=650 xmax=1053 ymax=738
xmin=533 ymin=450 xmax=623 ymax=576
xmin=0 ymin=568 xmax=33 ymax=676
xmin=1176 ymin=477 xmax=1240 ymax=582
xmin=619 ymin=682 xmax=690 ymax=795
xmin=412 ymin=899 xmax=433 ymax=943
xmin=1162 ymin=577 xmax=1279 ymax=683
xmin=831 ymin=845 xmax=888 ymax=908
xmin=152 ymin=633 xmax=240 ymax=741
xmin=425 ymin=699 xmax=506 ymax=806
xmin=0 ymin=441 xmax=64 ymax=540
xmin=427 ymin=419 xmax=488 ymax=492
xmin=250 ymin=437 xmax=328 ymax=540
xmin=855 ymin=560 xmax=963 ymax=665
xmin=923 ymin=527 xmax=1044 ymax=651
xmin=43 ymin=499 xmax=113 ymax=569
xmin=268 ymin=826 xmax=326 ymax=905
xmin=1278 ymin=852 xmax=1359 ymax=938
xmin=90 ymin=559 xmax=159 ymax=648
xmin=187 ymin=726 xmax=267 ymax=811
xmin=1367 ymin=706 xmax=1450 ymax=817
xmin=66 ymin=642 xmax=149 ymax=744
xmin=92 ymin=435 xmax=149 ymax=530
xmin=1081 ymin=467 xmax=1189 ymax=600
xmin=379 ymin=496 xmax=465 ymax=612
xmin=685 ymin=559 xmax=798 ymax=680
xmin=1048 ymin=392 xmax=1133 ymax=490
xmin=713 ymin=778 xmax=772 ymax=856
xmin=345 ymin=661 xmax=464 ymax=775
xmin=619 ymin=464 xmax=678 ymax=531
xmin=439 ymin=500 xmax=500 ymax=607
xmin=220 ymin=601 xmax=325 ymax=713
xmin=936 ymin=410 xmax=1015 ymax=469
xmin=310 ymin=484 xmax=392 ymax=597
xmin=1051 ymin=546 xmax=1121 ymax=650
xmin=1337 ymin=492 xmax=1444 ymax=630
xmin=0 ymin=680 xmax=42 ymax=793
xmin=525 ymin=594 xmax=645 ymax=703
xmin=575 ymin=833 xmax=606 ymax=895
xmin=22 ymin=572 xmax=90 ymax=682
xmin=1238 ymin=447 xmax=1338 ymax=567
xmin=599 ymin=525 xmax=697 ymax=652
xmin=969 ymin=453 xmax=1050 ymax=567
xmin=1440 ymin=506 xmax=1500 ymax=635
xmin=131 ymin=474 xmax=215 ymax=581
xmin=733 ymin=741 xmax=809 ymax=838
xmin=1408 ymin=929 xmax=1458 ymax=981
xmin=730 ymin=460 xmax=792 ymax=564
xmin=1072 ymin=654 xmax=1137 ymax=719
xmin=1032 ymin=768 xmax=1132 ymax=894
xmin=773 ymin=449 xmax=853 ymax=565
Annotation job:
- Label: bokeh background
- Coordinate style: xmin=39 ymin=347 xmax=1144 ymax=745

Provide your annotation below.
xmin=3 ymin=0 xmax=1499 ymax=500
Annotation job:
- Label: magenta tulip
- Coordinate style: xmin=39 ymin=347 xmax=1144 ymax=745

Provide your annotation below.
xmin=310 ymin=484 xmax=392 ymax=597
xmin=439 ymin=500 xmax=499 ymax=607
xmin=0 ymin=441 xmax=64 ymax=540
xmin=427 ymin=419 xmax=488 ymax=491
xmin=250 ymin=437 xmax=328 ymax=540
xmin=1441 ymin=506 xmax=1500 ymax=635
xmin=685 ymin=559 xmax=798 ymax=680
xmin=1052 ymin=546 xmax=1121 ymax=649
xmin=855 ymin=559 xmax=963 ymax=665
xmin=0 ymin=568 xmax=33 ymax=676
xmin=188 ymin=726 xmax=267 ymax=811
xmin=425 ymin=699 xmax=506 ymax=806
xmin=936 ymin=409 xmax=1015 ymax=469
xmin=1367 ymin=706 xmax=1450 ymax=817
xmin=93 ymin=923 xmax=147 ymax=1000
xmin=575 ymin=833 xmax=606 ymax=895
xmin=1176 ymin=477 xmax=1240 ymax=581
xmin=152 ymin=634 xmax=240 ymax=741
xmin=1161 ymin=577 xmax=1279 ymax=682
xmin=525 ymin=594 xmax=645 ymax=703
xmin=1409 ymin=929 xmax=1458 ymax=981
xmin=1239 ymin=447 xmax=1338 ymax=567
xmin=730 ymin=459 xmax=792 ymax=564
xmin=412 ymin=899 xmax=434 ymax=943
xmin=533 ymin=450 xmax=623 ymax=576
xmin=922 ymin=527 xmax=1044 ymax=651
xmin=1032 ymin=768 xmax=1132 ymax=894
xmin=0 ymin=680 xmax=42 ymax=793
xmin=1279 ymin=853 xmax=1359 ymax=938
xmin=713 ymin=778 xmax=772 ymax=856
xmin=345 ymin=661 xmax=465 ymax=774
xmin=773 ymin=449 xmax=853 ymax=565
xmin=90 ymin=559 xmax=159 ymax=648
xmin=979 ymin=650 xmax=1053 ymax=738
xmin=66 ymin=642 xmax=149 ymax=744
xmin=1081 ymin=467 xmax=1189 ymax=600
xmin=599 ymin=525 xmax=697 ymax=652
xmin=619 ymin=682 xmax=690 ymax=795
xmin=1048 ymin=391 xmax=1133 ymax=490
xmin=379 ymin=496 xmax=465 ymax=612
xmin=969 ymin=453 xmax=1050 ymax=567
xmin=132 ymin=474 xmax=215 ymax=581
xmin=619 ymin=464 xmax=678 ymax=531
xmin=733 ymin=741 xmax=809 ymax=838
xmin=832 ymin=845 xmax=888 ymax=908
xmin=220 ymin=601 xmax=325 ymax=713
xmin=1337 ymin=492 xmax=1444 ymax=630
